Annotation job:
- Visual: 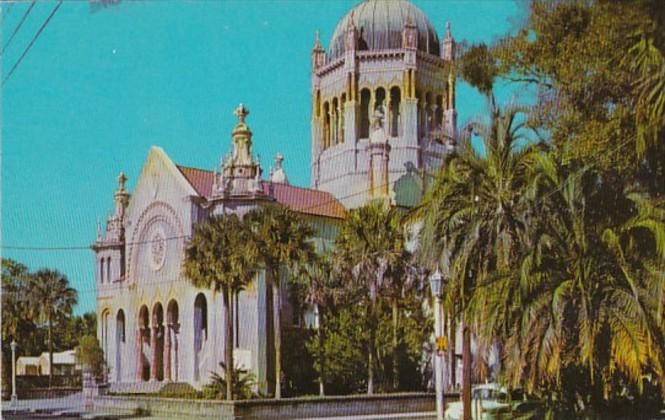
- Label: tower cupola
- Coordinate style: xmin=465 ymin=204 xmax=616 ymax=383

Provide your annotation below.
xmin=213 ymin=104 xmax=265 ymax=198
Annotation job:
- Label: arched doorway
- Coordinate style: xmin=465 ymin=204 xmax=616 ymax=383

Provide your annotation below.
xmin=165 ymin=300 xmax=180 ymax=382
xmin=137 ymin=305 xmax=150 ymax=381
xmin=193 ymin=293 xmax=207 ymax=381
xmin=151 ymin=303 xmax=164 ymax=381
xmin=115 ymin=309 xmax=125 ymax=382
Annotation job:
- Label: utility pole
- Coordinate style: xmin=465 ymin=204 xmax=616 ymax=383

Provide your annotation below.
xmin=462 ymin=322 xmax=471 ymax=420
xmin=11 ymin=340 xmax=18 ymax=405
xmin=429 ymin=269 xmax=447 ymax=420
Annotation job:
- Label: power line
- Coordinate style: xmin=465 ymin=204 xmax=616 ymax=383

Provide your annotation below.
xmin=0 ymin=0 xmax=36 ymax=56
xmin=1 ymin=127 xmax=638 ymax=252
xmin=2 ymin=0 xmax=62 ymax=87
xmin=0 ymin=182 xmax=373 ymax=251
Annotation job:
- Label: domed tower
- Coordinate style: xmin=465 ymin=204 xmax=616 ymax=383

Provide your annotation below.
xmin=311 ymin=0 xmax=457 ymax=209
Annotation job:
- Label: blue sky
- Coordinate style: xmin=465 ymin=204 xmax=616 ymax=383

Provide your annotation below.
xmin=2 ymin=0 xmax=526 ymax=314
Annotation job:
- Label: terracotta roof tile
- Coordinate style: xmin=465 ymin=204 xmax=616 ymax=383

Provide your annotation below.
xmin=176 ymin=166 xmax=215 ymax=197
xmin=176 ymin=165 xmax=347 ymax=220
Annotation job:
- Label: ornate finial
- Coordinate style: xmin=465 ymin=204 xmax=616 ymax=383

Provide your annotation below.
xmin=234 ymin=103 xmax=249 ymax=124
xmin=446 ymin=21 xmax=452 ymax=38
xmin=117 ymin=171 xmax=127 ymax=191
xmin=314 ymin=30 xmax=322 ymax=48
xmin=347 ymin=10 xmax=356 ymax=30
xmin=96 ymin=218 xmax=102 ymax=241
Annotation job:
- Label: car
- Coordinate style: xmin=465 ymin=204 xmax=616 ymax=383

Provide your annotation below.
xmin=444 ymin=383 xmax=543 ymax=419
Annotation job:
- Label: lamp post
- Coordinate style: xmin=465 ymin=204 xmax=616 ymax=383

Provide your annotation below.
xmin=10 ymin=339 xmax=17 ymax=405
xmin=430 ymin=269 xmax=446 ymax=420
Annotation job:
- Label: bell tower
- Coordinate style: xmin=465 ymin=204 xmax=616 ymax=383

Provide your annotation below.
xmin=310 ymin=0 xmax=457 ymax=209
xmin=92 ymin=172 xmax=130 ymax=286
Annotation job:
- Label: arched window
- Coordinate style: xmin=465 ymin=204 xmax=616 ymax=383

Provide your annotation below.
xmin=332 ymin=97 xmax=339 ymax=146
xmin=137 ymin=305 xmax=150 ymax=382
xmin=314 ymin=90 xmax=321 ymax=118
xmin=193 ymin=293 xmax=208 ymax=381
xmin=115 ymin=309 xmax=125 ymax=382
xmin=425 ymin=92 xmax=433 ymax=136
xmin=375 ymin=87 xmax=386 ymax=112
xmin=359 ymin=88 xmax=371 ymax=138
xmin=390 ymin=87 xmax=401 ymax=137
xmin=99 ymin=258 xmax=105 ymax=284
xmin=322 ymin=102 xmax=330 ymax=150
xmin=101 ymin=309 xmax=110 ymax=359
xmin=435 ymin=94 xmax=444 ymax=129
xmin=116 ymin=310 xmax=125 ymax=343
xmin=194 ymin=293 xmax=207 ymax=344
xmin=107 ymin=257 xmax=112 ymax=283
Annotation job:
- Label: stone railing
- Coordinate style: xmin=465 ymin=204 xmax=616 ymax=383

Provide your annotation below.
xmin=94 ymin=392 xmax=460 ymax=419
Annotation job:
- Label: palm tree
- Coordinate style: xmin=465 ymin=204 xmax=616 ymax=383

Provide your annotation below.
xmin=245 ymin=204 xmax=315 ymax=399
xmin=479 ymin=152 xmax=665 ymax=407
xmin=334 ymin=201 xmax=407 ymax=394
xmin=1 ymin=259 xmax=31 ymax=343
xmin=601 ymin=190 xmax=665 ymax=395
xmin=295 ymin=251 xmax=341 ymax=396
xmin=183 ymin=214 xmax=258 ymax=400
xmin=29 ymin=269 xmax=78 ymax=388
xmin=415 ymin=101 xmax=540 ymax=418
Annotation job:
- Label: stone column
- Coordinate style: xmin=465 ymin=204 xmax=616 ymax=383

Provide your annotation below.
xmin=164 ymin=325 xmax=172 ymax=382
xmin=336 ymin=104 xmax=341 ymax=144
xmin=150 ymin=326 xmax=158 ymax=381
xmin=173 ymin=324 xmax=179 ymax=382
xmin=136 ymin=328 xmax=144 ymax=381
xmin=332 ymin=107 xmax=338 ymax=146
xmin=386 ymin=97 xmax=392 ymax=136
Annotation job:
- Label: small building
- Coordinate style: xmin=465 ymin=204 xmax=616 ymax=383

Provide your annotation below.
xmin=16 ymin=357 xmax=41 ymax=376
xmin=17 ymin=350 xmax=80 ymax=376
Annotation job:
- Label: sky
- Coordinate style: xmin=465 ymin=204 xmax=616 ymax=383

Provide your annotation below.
xmin=1 ymin=0 xmax=527 ymax=314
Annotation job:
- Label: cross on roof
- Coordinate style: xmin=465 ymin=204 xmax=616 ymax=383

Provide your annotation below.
xmin=234 ymin=103 xmax=249 ymax=123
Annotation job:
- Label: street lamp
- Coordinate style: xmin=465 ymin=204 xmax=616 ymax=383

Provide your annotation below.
xmin=430 ymin=268 xmax=447 ymax=420
xmin=10 ymin=339 xmax=17 ymax=405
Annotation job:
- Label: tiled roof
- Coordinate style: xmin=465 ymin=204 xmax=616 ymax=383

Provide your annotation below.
xmin=176 ymin=165 xmax=347 ymax=220
xmin=177 ymin=166 xmax=215 ymax=197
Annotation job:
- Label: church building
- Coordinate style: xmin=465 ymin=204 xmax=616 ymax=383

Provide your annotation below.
xmin=93 ymin=0 xmax=457 ymax=394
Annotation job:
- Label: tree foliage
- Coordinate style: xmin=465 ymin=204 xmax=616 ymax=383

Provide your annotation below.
xmin=422 ymin=1 xmax=665 ymax=414
xmin=75 ymin=335 xmax=105 ymax=379
xmin=183 ymin=214 xmax=258 ymax=400
xmin=202 ymin=362 xmax=258 ymax=400
xmin=245 ymin=204 xmax=315 ymax=398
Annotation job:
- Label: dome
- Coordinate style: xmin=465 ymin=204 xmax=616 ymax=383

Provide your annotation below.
xmin=328 ymin=0 xmax=440 ymax=61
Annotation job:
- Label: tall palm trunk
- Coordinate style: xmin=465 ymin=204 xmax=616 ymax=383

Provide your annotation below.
xmin=367 ymin=304 xmax=377 ymax=395
xmin=368 ymin=311 xmax=376 ymax=395
xmin=48 ymin=315 xmax=53 ymax=388
xmin=462 ymin=321 xmax=472 ymax=420
xmin=318 ymin=307 xmax=325 ymax=396
xmin=391 ymin=300 xmax=399 ymax=391
xmin=449 ymin=315 xmax=457 ymax=389
xmin=272 ymin=269 xmax=283 ymax=399
xmin=223 ymin=288 xmax=234 ymax=400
